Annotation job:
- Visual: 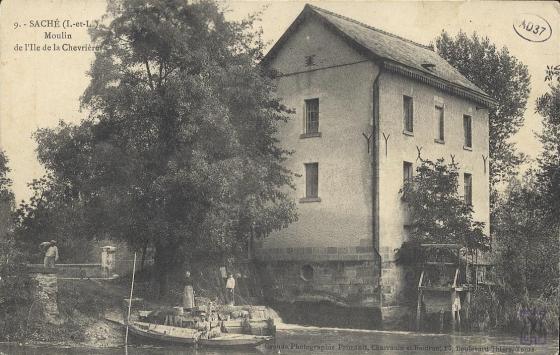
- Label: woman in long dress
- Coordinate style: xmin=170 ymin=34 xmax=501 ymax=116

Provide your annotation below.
xmin=183 ymin=271 xmax=195 ymax=310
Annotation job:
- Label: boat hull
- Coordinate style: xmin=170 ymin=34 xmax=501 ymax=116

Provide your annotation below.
xmin=199 ymin=334 xmax=273 ymax=348
xmin=106 ymin=317 xmax=273 ymax=348
xmin=127 ymin=321 xmax=200 ymax=345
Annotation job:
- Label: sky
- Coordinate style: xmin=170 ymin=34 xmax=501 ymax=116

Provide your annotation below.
xmin=1 ymin=0 xmax=559 ymax=202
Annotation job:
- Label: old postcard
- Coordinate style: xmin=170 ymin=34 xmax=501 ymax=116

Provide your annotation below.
xmin=0 ymin=0 xmax=558 ymax=354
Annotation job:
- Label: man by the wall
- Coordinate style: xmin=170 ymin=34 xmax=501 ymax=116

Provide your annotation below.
xmin=44 ymin=240 xmax=59 ymax=268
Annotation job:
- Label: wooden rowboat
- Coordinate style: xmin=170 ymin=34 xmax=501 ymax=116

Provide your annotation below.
xmin=126 ymin=321 xmax=200 ymax=344
xmin=199 ymin=333 xmax=273 ymax=348
xmin=106 ymin=317 xmax=271 ymax=348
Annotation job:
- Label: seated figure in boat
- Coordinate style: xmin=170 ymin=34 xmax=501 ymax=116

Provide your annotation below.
xmin=209 ymin=310 xmax=220 ymax=328
xmin=197 ymin=313 xmax=222 ymax=339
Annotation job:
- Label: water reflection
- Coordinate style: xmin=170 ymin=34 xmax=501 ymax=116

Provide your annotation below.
xmin=1 ymin=326 xmax=557 ymax=355
xmin=0 ymin=344 xmax=255 ymax=355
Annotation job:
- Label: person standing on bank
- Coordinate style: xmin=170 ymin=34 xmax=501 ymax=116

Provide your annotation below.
xmin=225 ymin=273 xmax=236 ymax=306
xmin=43 ymin=240 xmax=59 ymax=268
xmin=183 ymin=271 xmax=195 ymax=310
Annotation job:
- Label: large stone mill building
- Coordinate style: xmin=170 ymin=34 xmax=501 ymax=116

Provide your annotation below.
xmin=254 ymin=4 xmax=493 ymax=327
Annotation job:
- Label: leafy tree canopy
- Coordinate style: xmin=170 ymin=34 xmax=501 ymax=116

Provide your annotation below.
xmin=0 ymin=151 xmax=31 ymax=340
xmin=400 ymin=158 xmax=489 ymax=256
xmin=434 ymin=31 xmax=531 ymax=190
xmin=535 ymin=83 xmax=560 ymax=228
xmin=19 ymin=0 xmax=297 ymax=294
xmin=492 ymin=172 xmax=559 ymax=300
xmin=0 ymin=151 xmax=15 ymax=236
xmin=468 ymin=85 xmax=560 ymax=333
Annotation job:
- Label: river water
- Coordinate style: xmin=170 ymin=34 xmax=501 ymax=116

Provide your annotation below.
xmin=0 ymin=324 xmax=557 ymax=354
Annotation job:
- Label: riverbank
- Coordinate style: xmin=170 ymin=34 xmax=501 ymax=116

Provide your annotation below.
xmin=21 ymin=279 xmax=129 ymax=347
xmin=14 ymin=268 xmax=278 ymax=348
xmin=4 ymin=262 xmax=556 ymax=347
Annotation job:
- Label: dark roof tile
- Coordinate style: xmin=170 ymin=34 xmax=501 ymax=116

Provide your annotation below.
xmin=307 ymin=5 xmax=486 ymax=96
xmin=264 ymin=4 xmax=493 ymax=105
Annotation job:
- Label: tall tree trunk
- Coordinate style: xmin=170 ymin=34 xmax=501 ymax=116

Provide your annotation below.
xmin=141 ymin=239 xmax=148 ymax=271
xmin=154 ymin=244 xmax=170 ymax=298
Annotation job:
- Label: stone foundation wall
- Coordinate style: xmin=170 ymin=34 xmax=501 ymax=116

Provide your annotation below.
xmin=256 ymin=258 xmax=380 ymax=308
xmin=29 ymin=271 xmax=61 ymax=324
xmin=379 ymin=246 xmax=403 ymax=306
xmin=255 ymin=246 xmax=418 ymax=329
xmin=254 ymin=242 xmax=376 ymax=262
xmin=378 ymin=247 xmax=419 ymax=329
xmin=378 ymin=246 xmax=417 ymax=306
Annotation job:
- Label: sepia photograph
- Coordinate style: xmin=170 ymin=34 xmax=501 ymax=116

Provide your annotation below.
xmin=0 ymin=0 xmax=558 ymax=354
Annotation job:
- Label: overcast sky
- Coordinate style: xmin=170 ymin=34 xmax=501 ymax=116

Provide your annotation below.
xmin=1 ymin=0 xmax=558 ymax=201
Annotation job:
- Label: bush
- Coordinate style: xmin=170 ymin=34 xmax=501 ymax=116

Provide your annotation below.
xmin=515 ymin=297 xmax=559 ymax=336
xmin=468 ymin=287 xmax=497 ymax=331
xmin=26 ymin=320 xmax=87 ymax=343
xmin=468 ymin=286 xmax=559 ymax=336
xmin=0 ymin=235 xmax=33 ymax=341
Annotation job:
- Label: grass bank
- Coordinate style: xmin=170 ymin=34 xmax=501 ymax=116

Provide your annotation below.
xmin=469 ymin=287 xmax=559 ymax=336
xmin=3 ymin=259 xmax=268 ymax=346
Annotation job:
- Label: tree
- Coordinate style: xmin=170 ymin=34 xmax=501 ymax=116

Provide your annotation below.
xmin=492 ymin=173 xmax=559 ymax=300
xmin=0 ymin=150 xmax=31 ymax=340
xmin=400 ymin=158 xmax=489 ymax=253
xmin=395 ymin=158 xmax=489 ymax=310
xmin=488 ymin=82 xmax=560 ymax=329
xmin=0 ymin=151 xmax=15 ymax=237
xmin=434 ymin=31 xmax=531 ymax=193
xmin=482 ymin=85 xmax=560 ymax=333
xmin=27 ymin=0 xmax=297 ymax=296
xmin=15 ymin=175 xmax=95 ymax=263
xmin=535 ymin=83 xmax=560 ymax=229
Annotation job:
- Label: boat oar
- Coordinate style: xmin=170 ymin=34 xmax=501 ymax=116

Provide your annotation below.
xmin=125 ymin=253 xmax=137 ymax=351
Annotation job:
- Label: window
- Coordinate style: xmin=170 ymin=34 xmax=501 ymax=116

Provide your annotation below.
xmin=463 ymin=115 xmax=472 ymax=148
xmin=464 ymin=173 xmax=472 ymax=205
xmin=435 ymin=106 xmax=444 ymax=142
xmin=305 ymin=55 xmax=316 ymax=67
xmin=403 ymin=161 xmax=413 ymax=185
xmin=305 ymin=163 xmax=319 ymax=199
xmin=305 ymin=99 xmax=319 ymax=134
xmin=402 ymin=161 xmax=413 ymax=200
xmin=403 ymin=96 xmax=414 ymax=133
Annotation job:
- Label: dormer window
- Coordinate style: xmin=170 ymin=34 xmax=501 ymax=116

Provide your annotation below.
xmin=305 ymin=55 xmax=316 ymax=67
xmin=422 ymin=63 xmax=436 ymax=71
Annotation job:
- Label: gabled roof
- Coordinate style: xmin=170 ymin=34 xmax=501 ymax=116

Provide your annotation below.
xmin=263 ymin=4 xmax=495 ymax=107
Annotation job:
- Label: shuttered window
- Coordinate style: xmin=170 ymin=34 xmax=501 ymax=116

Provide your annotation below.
xmin=435 ymin=106 xmax=444 ymax=141
xmin=464 ymin=173 xmax=473 ymax=206
xmin=305 ymin=163 xmax=319 ymax=198
xmin=463 ymin=115 xmax=472 ymax=148
xmin=403 ymin=161 xmax=413 ymax=185
xmin=403 ymin=96 xmax=413 ymax=133
xmin=305 ymin=99 xmax=319 ymax=134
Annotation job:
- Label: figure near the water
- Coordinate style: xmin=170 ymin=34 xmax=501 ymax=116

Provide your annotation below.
xmin=182 ymin=270 xmax=195 ymax=310
xmin=42 ymin=240 xmax=59 ymax=268
xmin=225 ymin=273 xmax=236 ymax=306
